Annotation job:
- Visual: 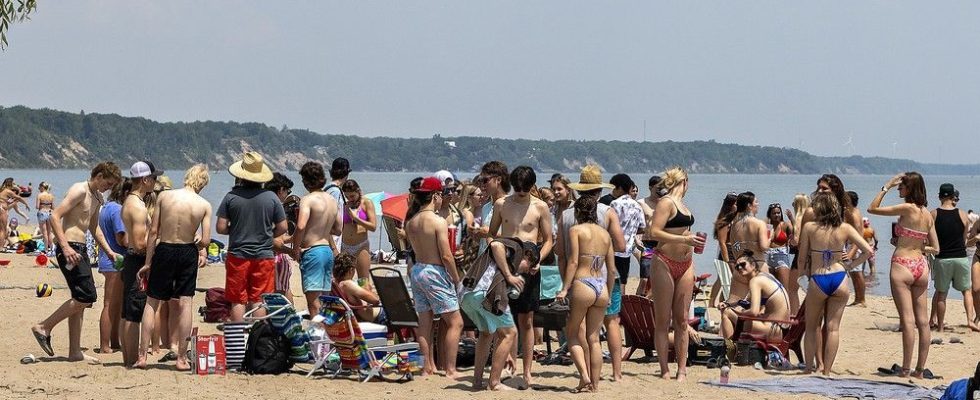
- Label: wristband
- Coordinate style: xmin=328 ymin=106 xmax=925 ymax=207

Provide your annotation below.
xmin=881 ymin=185 xmax=888 ymax=192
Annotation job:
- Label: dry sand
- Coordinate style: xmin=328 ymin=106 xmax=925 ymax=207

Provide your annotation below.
xmin=0 ymin=248 xmax=975 ymax=399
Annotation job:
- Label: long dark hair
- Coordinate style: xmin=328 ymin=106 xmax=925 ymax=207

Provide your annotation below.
xmin=717 ymin=191 xmax=754 ymax=238
xmin=901 ymin=172 xmax=927 ymax=207
xmin=108 ymin=179 xmax=133 ymax=204
xmin=817 ymin=174 xmax=849 ymax=221
xmin=573 ymin=195 xmax=598 ymax=225
xmin=713 ymin=192 xmax=737 ymax=239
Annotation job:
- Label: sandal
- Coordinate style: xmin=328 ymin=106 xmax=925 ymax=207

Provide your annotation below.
xmin=158 ymin=350 xmax=178 ymax=362
xmin=32 ymin=330 xmax=54 ymax=357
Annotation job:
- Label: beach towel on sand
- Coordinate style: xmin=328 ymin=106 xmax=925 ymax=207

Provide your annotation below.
xmin=702 ymin=376 xmax=944 ymax=399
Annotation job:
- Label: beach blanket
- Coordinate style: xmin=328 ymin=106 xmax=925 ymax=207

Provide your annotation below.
xmin=702 ymin=376 xmax=944 ymax=399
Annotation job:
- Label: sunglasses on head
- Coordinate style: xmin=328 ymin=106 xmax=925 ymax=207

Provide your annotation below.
xmin=768 ymin=203 xmax=781 ymax=208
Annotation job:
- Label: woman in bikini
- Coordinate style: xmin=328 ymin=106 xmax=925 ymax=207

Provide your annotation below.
xmin=556 ymin=195 xmax=615 ymax=393
xmin=340 ymin=180 xmax=377 ymax=287
xmin=765 ymin=203 xmax=794 ymax=303
xmin=787 ymin=193 xmax=809 ymax=314
xmin=799 ymin=192 xmax=872 ymax=375
xmin=727 ymin=192 xmax=772 ymax=266
xmin=0 ymin=178 xmax=30 ymax=250
xmin=712 ymin=193 xmax=746 ymax=339
xmin=36 ymin=182 xmax=55 ymax=255
xmin=718 ymin=250 xmax=791 ymax=341
xmin=867 ymin=172 xmax=938 ymax=378
xmin=332 ymin=253 xmax=384 ymax=323
xmin=647 ymin=167 xmax=705 ymax=381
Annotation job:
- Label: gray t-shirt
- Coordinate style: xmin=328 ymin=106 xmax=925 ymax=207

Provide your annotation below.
xmin=217 ymin=186 xmax=286 ymax=259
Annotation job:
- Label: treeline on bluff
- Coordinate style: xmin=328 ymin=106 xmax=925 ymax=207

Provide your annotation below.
xmin=0 ymin=105 xmax=975 ymax=174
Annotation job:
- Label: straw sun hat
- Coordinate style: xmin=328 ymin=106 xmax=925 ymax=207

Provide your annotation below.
xmin=566 ymin=165 xmax=614 ymax=191
xmin=228 ymin=151 xmax=274 ymax=183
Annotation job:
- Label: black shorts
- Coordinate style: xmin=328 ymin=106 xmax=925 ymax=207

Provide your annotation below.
xmin=121 ymin=253 xmax=147 ymax=323
xmin=509 ymin=272 xmax=541 ymax=314
xmin=56 ymin=242 xmax=97 ymax=304
xmin=147 ymin=243 xmax=200 ymax=300
xmin=614 ymin=256 xmax=631 ymax=286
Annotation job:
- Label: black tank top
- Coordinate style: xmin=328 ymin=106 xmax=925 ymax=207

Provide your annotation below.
xmin=935 ymin=208 xmax=967 ymax=259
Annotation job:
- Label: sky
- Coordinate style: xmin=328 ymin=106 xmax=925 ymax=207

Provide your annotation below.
xmin=2 ymin=1 xmax=980 ymax=164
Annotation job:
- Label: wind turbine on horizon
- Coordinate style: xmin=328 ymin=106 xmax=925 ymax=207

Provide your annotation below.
xmin=843 ymin=135 xmax=856 ymax=155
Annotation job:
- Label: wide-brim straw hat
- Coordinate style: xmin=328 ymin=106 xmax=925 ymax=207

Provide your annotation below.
xmin=228 ymin=151 xmax=274 ymax=183
xmin=567 ymin=165 xmax=614 ymax=191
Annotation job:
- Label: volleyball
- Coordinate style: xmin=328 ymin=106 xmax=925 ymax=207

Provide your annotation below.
xmin=36 ymin=283 xmax=52 ymax=298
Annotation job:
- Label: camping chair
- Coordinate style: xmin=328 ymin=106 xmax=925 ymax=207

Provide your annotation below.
xmin=242 ymin=293 xmax=311 ymax=363
xmin=307 ymin=295 xmax=419 ymax=382
xmin=381 ymin=216 xmax=408 ymax=263
xmin=713 ymin=259 xmax=732 ymax=303
xmin=620 ymin=295 xmax=673 ymax=362
xmin=534 ymin=264 xmax=567 ymax=355
xmin=732 ymin=300 xmax=806 ymax=365
xmin=370 ymin=266 xmax=421 ymax=342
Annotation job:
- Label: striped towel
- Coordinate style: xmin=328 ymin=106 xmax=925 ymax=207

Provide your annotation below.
xmin=223 ymin=322 xmax=249 ymax=371
xmin=274 ymin=254 xmax=292 ymax=293
xmin=263 ymin=294 xmax=311 ymax=362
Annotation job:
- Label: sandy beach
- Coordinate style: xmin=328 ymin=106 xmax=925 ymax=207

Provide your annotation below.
xmin=0 ymin=246 xmax=974 ymax=400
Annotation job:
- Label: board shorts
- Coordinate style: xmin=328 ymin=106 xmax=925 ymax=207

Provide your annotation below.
xmin=461 ymin=290 xmax=515 ymax=333
xmin=409 ymin=262 xmax=459 ymax=314
xmin=299 ymin=245 xmax=334 ymax=293
xmin=933 ymin=257 xmax=971 ymax=293
xmin=225 ymin=254 xmax=275 ymax=304
xmin=121 ymin=252 xmax=147 ymax=323
xmin=56 ymin=241 xmax=98 ymax=304
xmin=639 ymin=240 xmax=656 ymax=279
xmin=508 ymin=271 xmax=541 ymax=314
xmin=147 ymin=242 xmax=200 ymax=300
xmin=605 ymin=276 xmax=622 ymax=316
xmin=766 ymin=247 xmax=791 ymax=270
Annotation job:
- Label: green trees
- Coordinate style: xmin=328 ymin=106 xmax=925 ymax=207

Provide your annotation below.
xmin=0 ymin=0 xmax=36 ymax=49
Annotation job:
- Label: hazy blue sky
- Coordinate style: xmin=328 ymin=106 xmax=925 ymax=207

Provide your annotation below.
xmin=2 ymin=2 xmax=980 ymax=163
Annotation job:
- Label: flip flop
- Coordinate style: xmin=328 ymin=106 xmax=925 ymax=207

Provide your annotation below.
xmin=158 ymin=350 xmax=178 ymax=362
xmin=877 ymin=363 xmax=902 ymax=376
xmin=32 ymin=330 xmax=54 ymax=357
xmin=950 ymin=337 xmax=963 ymax=344
xmin=20 ymin=354 xmax=37 ymax=364
xmin=918 ymin=368 xmax=942 ymax=380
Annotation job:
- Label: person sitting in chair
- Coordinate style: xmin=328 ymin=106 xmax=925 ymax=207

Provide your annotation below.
xmin=332 ymin=253 xmax=384 ymax=324
xmin=718 ymin=250 xmax=791 ymax=342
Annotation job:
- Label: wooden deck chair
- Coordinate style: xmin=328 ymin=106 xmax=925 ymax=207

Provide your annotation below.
xmin=732 ymin=300 xmax=806 ymax=364
xmin=307 ymin=295 xmax=419 ymax=382
xmin=620 ymin=295 xmax=673 ymax=362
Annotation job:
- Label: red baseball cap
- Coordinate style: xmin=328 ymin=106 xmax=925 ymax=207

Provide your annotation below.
xmin=415 ymin=176 xmax=444 ymax=193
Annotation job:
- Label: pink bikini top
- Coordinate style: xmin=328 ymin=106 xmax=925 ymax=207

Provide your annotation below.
xmin=344 ymin=207 xmax=368 ymax=224
xmin=894 ymin=224 xmax=928 ymax=241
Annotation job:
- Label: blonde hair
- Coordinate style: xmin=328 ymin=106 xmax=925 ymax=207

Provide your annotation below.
xmin=792 ymin=193 xmax=809 ymax=220
xmin=661 ymin=167 xmax=688 ymax=191
xmin=184 ymin=164 xmax=210 ymax=191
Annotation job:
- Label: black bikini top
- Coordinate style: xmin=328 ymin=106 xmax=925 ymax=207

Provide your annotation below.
xmin=664 ymin=197 xmax=695 ymax=229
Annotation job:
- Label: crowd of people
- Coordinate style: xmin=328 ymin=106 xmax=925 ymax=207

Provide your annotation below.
xmin=7 ymin=153 xmax=980 ymax=392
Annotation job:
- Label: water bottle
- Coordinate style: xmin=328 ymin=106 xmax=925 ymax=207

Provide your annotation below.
xmin=720 ymin=365 xmax=731 ymax=384
xmin=507 ymin=286 xmax=521 ymax=299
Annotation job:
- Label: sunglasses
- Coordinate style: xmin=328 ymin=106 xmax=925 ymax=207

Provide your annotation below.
xmin=768 ymin=203 xmax=781 ymax=208
xmin=442 ymin=187 xmax=459 ymax=195
xmin=735 ymin=261 xmax=749 ymax=271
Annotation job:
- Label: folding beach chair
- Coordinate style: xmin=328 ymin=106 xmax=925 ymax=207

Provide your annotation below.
xmin=732 ymin=300 xmax=806 ymax=365
xmin=714 ymin=259 xmax=732 ymax=302
xmin=381 ymin=216 xmax=408 ymax=263
xmin=370 ymin=266 xmax=421 ymax=342
xmin=243 ymin=293 xmax=311 ymax=363
xmin=307 ymin=295 xmax=419 ymax=382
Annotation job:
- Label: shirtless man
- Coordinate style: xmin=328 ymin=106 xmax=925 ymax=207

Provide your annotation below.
xmin=637 ymin=176 xmax=662 ymax=295
xmin=406 ymin=176 xmax=463 ymax=379
xmin=117 ymin=161 xmax=163 ymax=367
xmin=135 ymin=164 xmax=212 ymax=370
xmin=291 ymin=161 xmax=342 ymax=317
xmin=487 ymin=166 xmax=553 ymax=388
xmin=31 ymin=162 xmax=122 ymax=362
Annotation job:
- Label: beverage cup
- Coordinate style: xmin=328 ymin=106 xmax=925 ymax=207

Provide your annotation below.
xmin=693 ymin=232 xmax=707 ymax=254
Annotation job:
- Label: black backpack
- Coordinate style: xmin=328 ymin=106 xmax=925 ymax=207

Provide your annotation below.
xmin=240 ymin=320 xmax=293 ymax=374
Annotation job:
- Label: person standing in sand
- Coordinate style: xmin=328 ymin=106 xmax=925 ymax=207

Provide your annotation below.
xmin=95 ymin=180 xmax=129 ymax=354
xmin=928 ymin=183 xmax=977 ymax=332
xmin=36 ymin=182 xmax=56 ymax=255
xmin=867 ymin=172 xmax=938 ymax=379
xmin=31 ymin=162 xmax=122 ymax=363
xmin=487 ymin=166 xmax=553 ymax=388
xmin=340 ymin=179 xmax=377 ymax=287
xmin=637 ymin=175 xmax=663 ymax=296
xmin=405 ymin=176 xmax=463 ymax=379
xmin=135 ymin=164 xmax=212 ymax=370
xmin=291 ymin=161 xmax=342 ymax=318
xmin=119 ymin=161 xmax=163 ymax=367
xmin=325 ymin=157 xmax=351 ymax=251
xmin=216 ymin=152 xmax=288 ymax=322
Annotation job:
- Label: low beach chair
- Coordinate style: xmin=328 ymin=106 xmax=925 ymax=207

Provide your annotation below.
xmin=381 ymin=216 xmax=408 ymax=263
xmin=620 ymin=295 xmax=673 ymax=362
xmin=370 ymin=266 xmax=421 ymax=342
xmin=732 ymin=300 xmax=806 ymax=365
xmin=307 ymin=295 xmax=419 ymax=382
xmin=713 ymin=259 xmax=732 ymax=302
xmin=243 ymin=293 xmax=311 ymax=363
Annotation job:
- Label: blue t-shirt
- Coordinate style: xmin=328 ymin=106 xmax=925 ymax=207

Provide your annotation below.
xmin=97 ymin=201 xmax=126 ymax=269
xmin=940 ymin=378 xmax=968 ymax=400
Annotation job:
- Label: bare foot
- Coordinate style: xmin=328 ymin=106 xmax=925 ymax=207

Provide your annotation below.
xmin=676 ymin=370 xmax=687 ymax=382
xmin=472 ymin=379 xmax=484 ymax=390
xmin=610 ymin=374 xmax=624 ymax=382
xmin=659 ymin=371 xmax=671 ymax=380
xmin=570 ymin=381 xmax=591 ymax=393
xmin=96 ymin=347 xmax=116 ymax=354
xmin=444 ymin=369 xmax=462 ymax=380
xmin=968 ymin=323 xmax=980 ymax=332
xmin=490 ymin=382 xmax=515 ymax=391
xmin=175 ymin=358 xmax=191 ymax=371
xmin=68 ymin=353 xmax=101 ymax=364
xmin=521 ymin=373 xmax=533 ymax=389
xmin=847 ymin=301 xmax=866 ymax=308
xmin=131 ymin=355 xmax=147 ymax=369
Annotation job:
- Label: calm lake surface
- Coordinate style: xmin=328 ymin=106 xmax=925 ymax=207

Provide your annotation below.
xmin=5 ymin=169 xmax=980 ymax=298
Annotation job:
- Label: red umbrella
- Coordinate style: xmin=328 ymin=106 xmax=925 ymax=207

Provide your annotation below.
xmin=380 ymin=193 xmax=410 ymax=223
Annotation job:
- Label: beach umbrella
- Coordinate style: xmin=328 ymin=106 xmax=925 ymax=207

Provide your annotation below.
xmin=364 ymin=192 xmax=391 ymax=215
xmin=380 ymin=193 xmax=410 ymax=222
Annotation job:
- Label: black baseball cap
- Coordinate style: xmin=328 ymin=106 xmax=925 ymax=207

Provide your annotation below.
xmin=939 ymin=183 xmax=956 ymax=199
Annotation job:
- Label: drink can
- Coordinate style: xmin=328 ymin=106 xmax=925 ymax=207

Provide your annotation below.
xmin=694 ymin=232 xmax=707 ymax=254
xmin=766 ymin=224 xmax=774 ymax=238
xmin=447 ymin=227 xmax=458 ymax=254
xmin=139 ymin=275 xmax=148 ymax=292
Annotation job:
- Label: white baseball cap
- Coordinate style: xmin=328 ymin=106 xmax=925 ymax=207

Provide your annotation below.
xmin=130 ymin=161 xmax=164 ymax=179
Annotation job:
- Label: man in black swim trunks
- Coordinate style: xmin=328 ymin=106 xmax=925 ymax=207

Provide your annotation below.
xmin=31 ymin=162 xmax=122 ymax=363
xmin=135 ymin=164 xmax=212 ymax=370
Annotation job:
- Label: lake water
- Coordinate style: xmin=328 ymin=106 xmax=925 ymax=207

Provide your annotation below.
xmin=5 ymin=169 xmax=979 ymax=298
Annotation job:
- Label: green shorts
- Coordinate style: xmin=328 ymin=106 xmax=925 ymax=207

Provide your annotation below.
xmin=932 ymin=257 xmax=971 ymax=293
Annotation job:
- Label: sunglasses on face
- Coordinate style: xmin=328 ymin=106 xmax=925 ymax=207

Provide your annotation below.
xmin=735 ymin=262 xmax=749 ymax=271
xmin=442 ymin=187 xmax=459 ymax=195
